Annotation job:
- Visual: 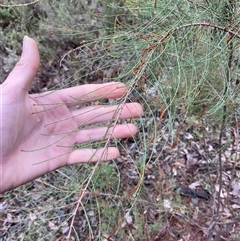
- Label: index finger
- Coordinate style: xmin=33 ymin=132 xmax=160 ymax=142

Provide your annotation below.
xmin=56 ymin=82 xmax=127 ymax=108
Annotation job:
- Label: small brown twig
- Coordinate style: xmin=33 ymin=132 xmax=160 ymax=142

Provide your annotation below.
xmin=171 ymin=124 xmax=182 ymax=149
xmin=147 ymin=97 xmax=167 ymax=145
xmin=175 ymin=22 xmax=240 ymax=39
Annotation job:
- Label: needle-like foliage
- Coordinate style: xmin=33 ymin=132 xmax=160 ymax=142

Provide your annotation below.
xmin=1 ymin=0 xmax=240 ymax=240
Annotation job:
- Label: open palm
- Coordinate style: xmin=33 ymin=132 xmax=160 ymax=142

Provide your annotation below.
xmin=0 ymin=36 xmax=142 ymax=193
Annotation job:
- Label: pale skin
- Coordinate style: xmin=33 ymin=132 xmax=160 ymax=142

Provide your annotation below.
xmin=0 ymin=36 xmax=143 ymax=194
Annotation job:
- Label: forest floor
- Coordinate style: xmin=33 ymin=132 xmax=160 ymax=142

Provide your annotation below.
xmin=1 ymin=1 xmax=240 ymax=241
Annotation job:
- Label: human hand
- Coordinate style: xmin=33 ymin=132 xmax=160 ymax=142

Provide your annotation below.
xmin=0 ymin=36 xmax=143 ymax=193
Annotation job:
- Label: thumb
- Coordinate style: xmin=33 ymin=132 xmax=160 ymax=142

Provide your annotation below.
xmin=4 ymin=36 xmax=40 ymax=93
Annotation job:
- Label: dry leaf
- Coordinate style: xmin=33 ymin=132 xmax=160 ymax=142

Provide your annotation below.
xmin=231 ymin=181 xmax=240 ymax=197
xmin=188 ymin=181 xmax=201 ymax=189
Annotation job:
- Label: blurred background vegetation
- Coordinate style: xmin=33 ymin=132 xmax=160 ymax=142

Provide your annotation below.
xmin=1 ymin=0 xmax=240 ymax=240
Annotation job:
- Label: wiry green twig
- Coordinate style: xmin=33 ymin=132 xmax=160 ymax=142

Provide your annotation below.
xmin=0 ymin=0 xmax=40 ymax=7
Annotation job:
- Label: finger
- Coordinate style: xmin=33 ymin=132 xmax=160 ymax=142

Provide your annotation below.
xmin=76 ymin=124 xmax=137 ymax=143
xmin=72 ymin=102 xmax=143 ymax=126
xmin=56 ymin=82 xmax=127 ymax=107
xmin=4 ymin=36 xmax=40 ymax=93
xmin=68 ymin=147 xmax=119 ymax=164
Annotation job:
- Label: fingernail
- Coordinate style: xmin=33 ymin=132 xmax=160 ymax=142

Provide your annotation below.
xmin=110 ymin=82 xmax=126 ymax=88
xmin=23 ymin=35 xmax=30 ymax=51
